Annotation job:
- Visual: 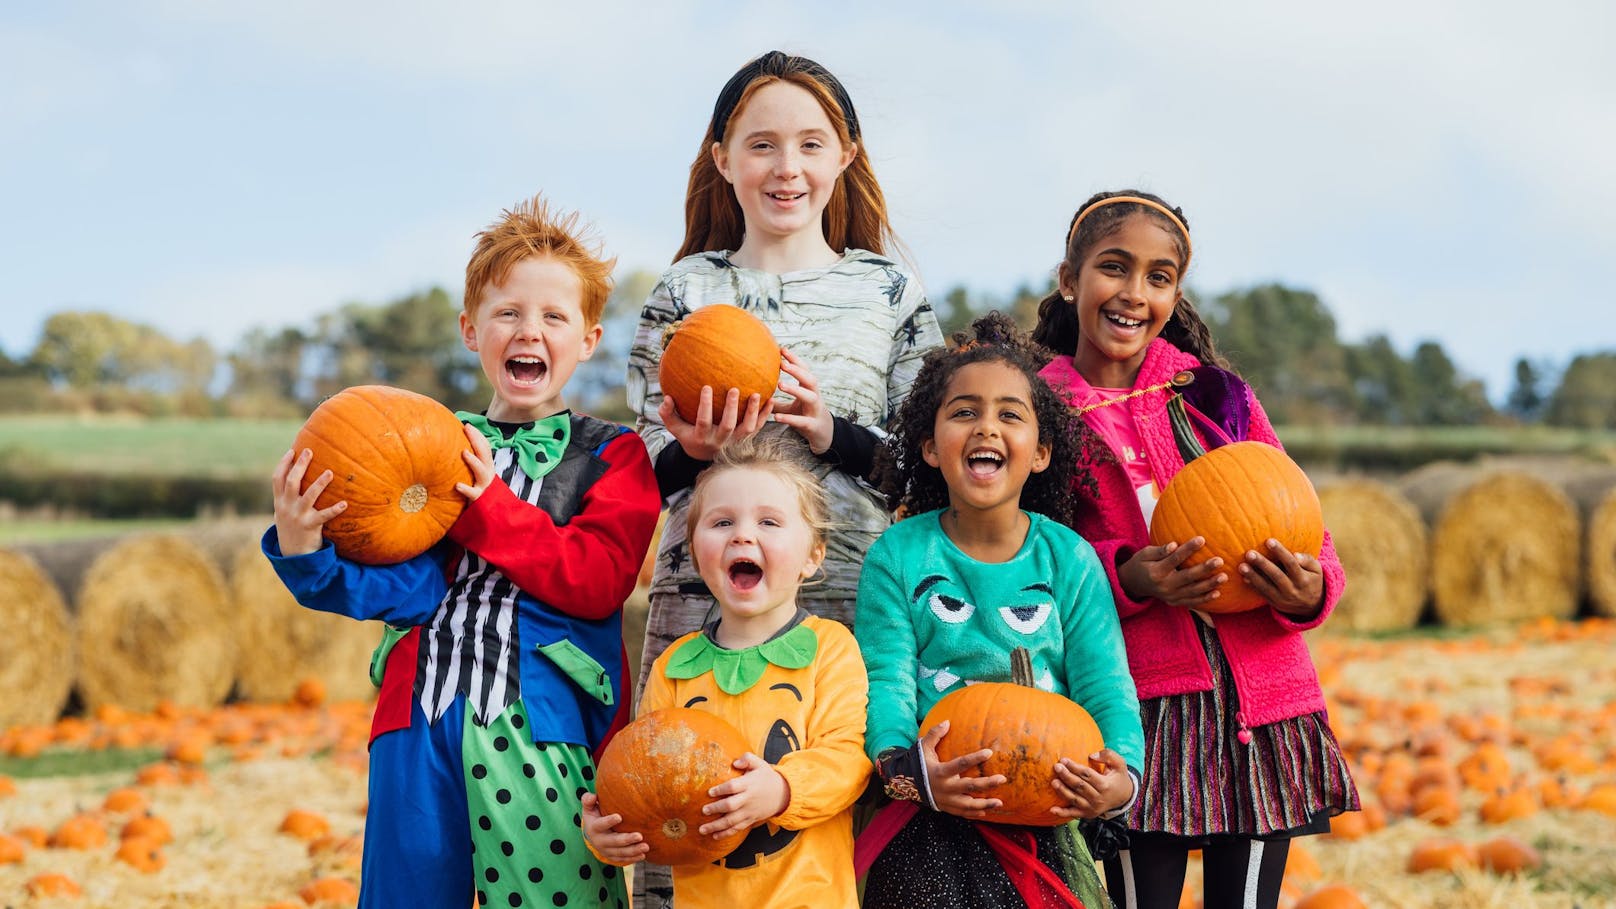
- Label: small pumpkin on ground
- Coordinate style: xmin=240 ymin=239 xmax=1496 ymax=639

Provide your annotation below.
xmin=594 ymin=707 xmax=750 ymax=866
xmin=658 ymin=306 xmax=780 ymax=423
xmin=920 ymin=647 xmax=1106 ymax=827
xmin=115 ymin=836 xmax=167 ymax=873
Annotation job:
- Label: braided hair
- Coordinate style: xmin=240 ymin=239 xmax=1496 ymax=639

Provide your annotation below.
xmin=876 ymin=311 xmax=1095 ymax=526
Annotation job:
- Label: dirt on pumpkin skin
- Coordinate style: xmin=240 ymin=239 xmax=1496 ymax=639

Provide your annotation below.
xmin=3 ymin=619 xmax=1616 ymax=907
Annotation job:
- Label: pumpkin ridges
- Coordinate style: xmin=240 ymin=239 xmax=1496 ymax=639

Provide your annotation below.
xmin=1150 ymin=441 xmax=1323 ymax=613
xmin=659 ymin=306 xmax=780 ymax=423
xmin=595 ymin=707 xmax=750 ymax=866
xmin=294 ymin=385 xmax=471 ymax=564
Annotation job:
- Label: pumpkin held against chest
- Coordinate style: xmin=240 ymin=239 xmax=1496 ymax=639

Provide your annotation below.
xmin=921 ymin=648 xmax=1106 ymax=827
xmin=1148 ymin=439 xmax=1324 ymax=613
xmin=291 ymin=384 xmax=473 ymax=565
xmin=659 ymin=305 xmax=780 ymax=423
xmin=594 ymin=707 xmax=750 ymax=866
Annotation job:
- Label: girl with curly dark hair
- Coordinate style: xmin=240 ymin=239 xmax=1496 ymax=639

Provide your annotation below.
xmin=854 ymin=311 xmax=1143 ymax=909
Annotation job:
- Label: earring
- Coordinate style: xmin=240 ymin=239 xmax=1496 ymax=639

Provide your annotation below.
xmin=1062 ymin=294 xmax=1074 ymax=302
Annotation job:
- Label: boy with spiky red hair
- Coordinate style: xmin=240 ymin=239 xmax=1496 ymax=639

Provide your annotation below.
xmin=265 ymin=194 xmax=659 ymax=908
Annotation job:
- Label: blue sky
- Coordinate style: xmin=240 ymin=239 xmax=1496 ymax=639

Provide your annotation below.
xmin=4 ymin=1 xmax=1612 ymax=402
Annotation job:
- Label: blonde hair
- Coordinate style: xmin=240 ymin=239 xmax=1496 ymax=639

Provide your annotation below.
xmin=464 ymin=193 xmax=616 ymax=325
xmin=684 ymin=434 xmax=832 ymax=571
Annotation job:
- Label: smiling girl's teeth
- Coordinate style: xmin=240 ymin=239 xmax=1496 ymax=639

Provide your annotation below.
xmin=966 ymin=450 xmax=1003 ymax=476
xmin=1105 ymin=312 xmax=1144 ymax=328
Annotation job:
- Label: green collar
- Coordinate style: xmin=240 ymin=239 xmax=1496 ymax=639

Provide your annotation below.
xmin=456 ymin=411 xmax=570 ymax=481
xmin=665 ymin=619 xmax=819 ymax=695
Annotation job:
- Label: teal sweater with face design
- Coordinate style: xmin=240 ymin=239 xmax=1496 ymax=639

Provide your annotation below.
xmin=855 ymin=509 xmax=1144 ymax=772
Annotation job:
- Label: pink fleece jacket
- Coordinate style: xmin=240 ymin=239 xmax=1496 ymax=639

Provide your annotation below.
xmin=1040 ymin=339 xmax=1345 ymax=728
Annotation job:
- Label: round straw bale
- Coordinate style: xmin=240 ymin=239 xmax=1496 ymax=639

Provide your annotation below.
xmin=75 ymin=534 xmax=237 ymax=712
xmin=0 ymin=549 xmax=74 ymax=726
xmin=1315 ymin=478 xmax=1428 ymax=632
xmin=229 ymin=538 xmax=379 ymax=703
xmin=1399 ymin=464 xmax=1579 ymax=626
xmin=1559 ymin=468 xmax=1616 ymax=618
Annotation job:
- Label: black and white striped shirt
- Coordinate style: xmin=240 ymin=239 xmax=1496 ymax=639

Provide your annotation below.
xmin=416 ymin=447 xmax=538 ymax=725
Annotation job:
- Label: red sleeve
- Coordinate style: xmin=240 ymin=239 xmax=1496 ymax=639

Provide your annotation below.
xmin=446 ymin=432 xmax=661 ymax=620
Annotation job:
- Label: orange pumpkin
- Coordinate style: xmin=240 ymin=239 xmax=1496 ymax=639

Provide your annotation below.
xmin=299 ymin=876 xmax=360 ymax=905
xmin=1476 ymin=835 xmax=1542 ymax=874
xmin=1407 ymin=837 xmax=1478 ymax=873
xmin=658 ymin=306 xmax=780 ymax=423
xmin=26 ymin=873 xmax=82 ymax=898
xmin=279 ymin=809 xmax=332 ymax=841
xmin=1148 ymin=441 xmax=1324 ymax=613
xmin=48 ymin=814 xmax=108 ymax=850
xmin=594 ymin=707 xmax=749 ymax=866
xmin=115 ymin=836 xmax=167 ymax=873
xmin=292 ymin=384 xmax=473 ymax=565
xmin=920 ymin=648 xmax=1106 ymax=827
xmin=1293 ymin=884 xmax=1368 ymax=909
xmin=122 ymin=815 xmax=173 ymax=846
xmin=0 ymin=833 xmax=26 ymax=865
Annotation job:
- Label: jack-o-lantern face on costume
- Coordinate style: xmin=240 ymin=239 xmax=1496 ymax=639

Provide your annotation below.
xmin=683 ymin=683 xmax=805 ymax=868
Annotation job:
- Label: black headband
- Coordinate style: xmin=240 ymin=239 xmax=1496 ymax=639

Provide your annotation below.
xmin=709 ymin=50 xmax=861 ymax=144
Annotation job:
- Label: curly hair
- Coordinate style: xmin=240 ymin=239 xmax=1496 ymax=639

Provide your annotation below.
xmin=876 ymin=310 xmax=1096 ymax=526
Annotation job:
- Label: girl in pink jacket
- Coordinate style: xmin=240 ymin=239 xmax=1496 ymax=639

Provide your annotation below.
xmin=1031 ymin=190 xmax=1358 ymax=909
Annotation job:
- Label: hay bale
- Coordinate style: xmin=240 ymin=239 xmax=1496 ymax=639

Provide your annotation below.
xmin=1399 ymin=464 xmax=1579 ymax=626
xmin=75 ymin=534 xmax=237 ymax=712
xmin=1315 ymin=479 xmax=1428 ymax=633
xmin=1560 ymin=468 xmax=1616 ymax=618
xmin=230 ymin=538 xmax=379 ymax=703
xmin=0 ymin=549 xmax=75 ymax=726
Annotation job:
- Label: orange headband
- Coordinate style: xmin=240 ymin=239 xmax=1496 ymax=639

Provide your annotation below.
xmin=1065 ymin=195 xmax=1192 ymax=270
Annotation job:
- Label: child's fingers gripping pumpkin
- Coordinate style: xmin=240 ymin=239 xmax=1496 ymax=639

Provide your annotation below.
xmin=1237 ymin=538 xmax=1326 ymax=616
xmin=1051 ymin=749 xmax=1134 ymax=819
xmin=919 ymin=720 xmax=1008 ymax=819
xmin=658 ymin=387 xmax=772 ymax=461
xmin=580 ymin=793 xmax=650 ymax=864
xmin=698 ymin=752 xmax=790 ymax=838
xmin=454 ymin=423 xmax=496 ymax=502
xmin=1120 ymin=536 xmax=1228 ymax=608
xmin=772 ymin=347 xmax=834 ymax=455
xmin=272 ymin=448 xmax=347 ymax=556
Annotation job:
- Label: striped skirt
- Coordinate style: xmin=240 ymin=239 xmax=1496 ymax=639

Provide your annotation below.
xmin=1127 ymin=619 xmax=1358 ymax=838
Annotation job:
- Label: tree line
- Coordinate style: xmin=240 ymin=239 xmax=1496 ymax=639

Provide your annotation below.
xmin=3 ymin=276 xmax=1612 ymax=430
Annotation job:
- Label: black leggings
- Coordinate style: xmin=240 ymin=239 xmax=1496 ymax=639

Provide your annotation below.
xmin=1102 ymin=832 xmax=1290 ymax=909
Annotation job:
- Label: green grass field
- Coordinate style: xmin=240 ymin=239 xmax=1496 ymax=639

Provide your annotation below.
xmin=0 ymin=414 xmax=301 ymax=478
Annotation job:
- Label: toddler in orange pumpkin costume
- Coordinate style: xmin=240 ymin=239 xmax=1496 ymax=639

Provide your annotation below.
xmin=583 ymin=433 xmax=870 ymax=909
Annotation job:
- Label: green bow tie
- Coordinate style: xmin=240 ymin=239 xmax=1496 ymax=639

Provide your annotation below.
xmin=664 ymin=621 xmax=819 ymax=695
xmin=455 ymin=411 xmax=571 ymax=481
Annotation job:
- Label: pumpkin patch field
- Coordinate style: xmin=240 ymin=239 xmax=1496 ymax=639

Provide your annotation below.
xmin=1 ymin=618 xmax=1614 ymax=907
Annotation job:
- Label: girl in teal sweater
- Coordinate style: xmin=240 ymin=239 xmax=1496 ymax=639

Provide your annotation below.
xmin=855 ymin=312 xmax=1143 ymax=908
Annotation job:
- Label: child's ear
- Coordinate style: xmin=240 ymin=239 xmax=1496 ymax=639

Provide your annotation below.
xmin=711 ymin=141 xmax=732 ymax=184
xmin=801 ymin=540 xmax=827 ymax=580
xmin=837 ymin=141 xmax=857 ymax=175
xmin=459 ymin=310 xmax=478 ymax=352
xmin=921 ymin=436 xmax=940 ymax=468
xmin=1056 ymin=261 xmax=1078 ymax=303
xmin=578 ymin=322 xmax=603 ymax=362
xmin=1031 ymin=440 xmax=1052 ymax=474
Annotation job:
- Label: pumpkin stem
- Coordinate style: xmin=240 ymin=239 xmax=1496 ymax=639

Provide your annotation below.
xmin=1010 ymin=647 xmax=1035 ymax=687
xmin=1167 ymin=392 xmax=1207 ymax=463
xmin=660 ymin=320 xmax=683 ymax=350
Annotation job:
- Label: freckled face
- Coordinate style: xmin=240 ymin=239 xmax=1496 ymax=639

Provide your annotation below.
xmin=460 ymin=256 xmax=601 ymax=423
xmin=711 ymin=80 xmax=855 ymax=246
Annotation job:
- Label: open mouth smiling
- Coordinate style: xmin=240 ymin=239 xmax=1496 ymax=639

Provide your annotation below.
xmin=506 ymin=355 xmax=548 ymax=386
xmin=728 ymin=558 xmax=764 ymax=591
xmin=966 ymin=448 xmax=1004 ymax=478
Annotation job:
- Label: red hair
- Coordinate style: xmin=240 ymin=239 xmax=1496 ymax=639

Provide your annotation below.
xmin=465 ymin=194 xmax=616 ymax=326
xmin=676 ymin=55 xmax=894 ymax=261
